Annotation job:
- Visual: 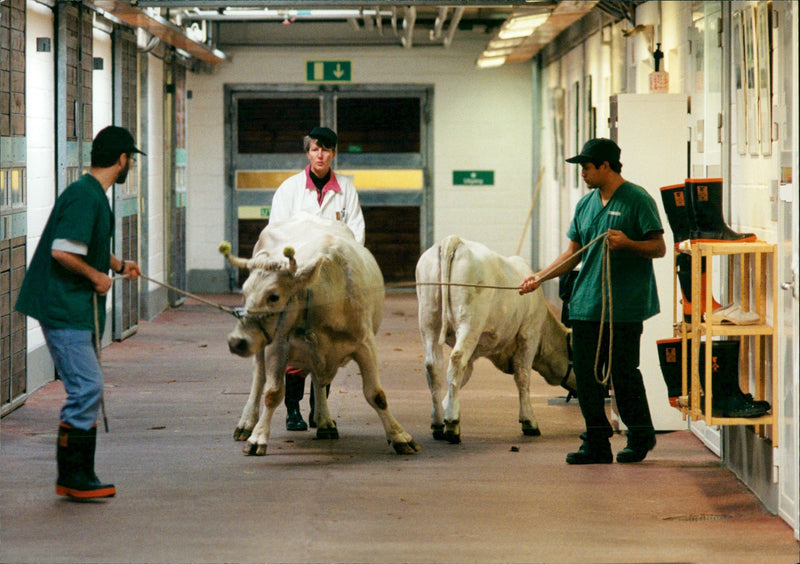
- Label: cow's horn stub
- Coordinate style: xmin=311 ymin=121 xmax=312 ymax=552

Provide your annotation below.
xmin=218 ymin=241 xmax=232 ymax=256
xmin=283 ymin=246 xmax=297 ymax=274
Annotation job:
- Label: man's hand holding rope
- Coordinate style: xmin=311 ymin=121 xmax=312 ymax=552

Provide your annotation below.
xmin=518 ymin=237 xmax=588 ymax=296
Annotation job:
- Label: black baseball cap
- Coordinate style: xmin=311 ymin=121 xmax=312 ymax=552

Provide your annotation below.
xmin=309 ymin=126 xmax=337 ymax=149
xmin=91 ymin=125 xmax=146 ymax=161
xmin=566 ymin=138 xmax=620 ymax=165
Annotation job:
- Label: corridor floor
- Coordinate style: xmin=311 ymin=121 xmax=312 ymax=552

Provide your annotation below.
xmin=1 ymin=292 xmax=798 ymax=563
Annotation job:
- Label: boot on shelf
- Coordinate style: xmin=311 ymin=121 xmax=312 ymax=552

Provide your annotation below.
xmin=703 ymin=339 xmax=770 ymax=418
xmin=660 ymin=184 xmax=695 ymax=245
xmin=675 ymin=253 xmax=723 ymax=323
xmin=684 ymin=178 xmax=757 ymax=242
xmin=657 ymin=339 xmax=769 ymax=418
xmin=656 ymin=338 xmax=685 ymax=409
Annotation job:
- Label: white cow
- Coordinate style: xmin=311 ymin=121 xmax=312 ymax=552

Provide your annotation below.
xmin=220 ymin=213 xmax=418 ymax=456
xmin=416 ymin=235 xmax=575 ymax=444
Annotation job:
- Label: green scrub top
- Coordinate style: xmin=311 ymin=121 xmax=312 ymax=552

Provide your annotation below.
xmin=566 ymin=181 xmax=663 ymax=323
xmin=15 ymin=174 xmax=114 ymax=333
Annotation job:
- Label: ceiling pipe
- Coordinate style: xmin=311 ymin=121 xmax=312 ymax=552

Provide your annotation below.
xmin=443 ymin=6 xmax=465 ymax=48
xmin=431 ymin=7 xmax=449 ymax=39
xmin=361 ymin=7 xmax=374 ymax=31
xmin=139 ymin=33 xmax=161 ymax=54
xmin=401 ymin=6 xmax=416 ymax=48
xmin=181 ymin=8 xmax=391 ymax=22
xmin=390 ymin=6 xmax=399 ymax=36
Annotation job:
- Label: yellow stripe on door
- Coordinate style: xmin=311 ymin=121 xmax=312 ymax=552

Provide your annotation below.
xmin=235 ymin=169 xmax=423 ymax=190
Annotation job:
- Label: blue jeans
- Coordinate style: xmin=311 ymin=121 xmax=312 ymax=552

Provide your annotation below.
xmin=42 ymin=327 xmax=103 ymax=431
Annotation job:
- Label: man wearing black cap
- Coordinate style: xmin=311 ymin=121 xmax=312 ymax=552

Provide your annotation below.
xmin=519 ymin=138 xmax=666 ymax=464
xmin=269 ymin=126 xmax=366 ymax=431
xmin=16 ymin=125 xmax=143 ymax=498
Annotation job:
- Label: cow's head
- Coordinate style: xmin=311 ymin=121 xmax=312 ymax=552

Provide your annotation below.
xmin=227 ymin=247 xmax=323 ymax=357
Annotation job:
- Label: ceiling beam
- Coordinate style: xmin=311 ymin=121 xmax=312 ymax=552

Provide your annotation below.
xmin=94 ymin=0 xmax=227 ymax=64
xmin=134 ymin=1 xmax=551 ymax=7
xmin=506 ymin=0 xmax=597 ymax=63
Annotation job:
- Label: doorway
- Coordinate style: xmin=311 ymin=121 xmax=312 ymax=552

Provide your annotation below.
xmin=225 ymin=85 xmax=431 ymax=287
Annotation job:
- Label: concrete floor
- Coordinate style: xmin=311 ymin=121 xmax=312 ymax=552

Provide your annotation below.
xmin=1 ymin=292 xmax=798 ymax=564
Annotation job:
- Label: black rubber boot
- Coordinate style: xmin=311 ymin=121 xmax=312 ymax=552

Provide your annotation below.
xmin=684 ymin=178 xmax=757 ymax=242
xmin=566 ymin=436 xmax=612 ymax=465
xmin=616 ymin=433 xmax=656 ymax=463
xmin=660 ymin=183 xmax=696 ymax=244
xmin=285 ymin=372 xmax=308 ymax=431
xmin=656 ymin=338 xmax=684 ymax=408
xmin=703 ymin=340 xmax=769 ymax=418
xmin=659 ymin=338 xmax=769 ymax=417
xmin=676 ymin=253 xmax=722 ymax=323
xmin=56 ymin=424 xmax=116 ymax=499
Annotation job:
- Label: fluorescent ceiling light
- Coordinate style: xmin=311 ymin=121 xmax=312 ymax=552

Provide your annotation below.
xmin=505 ymin=13 xmax=550 ymax=30
xmin=482 ymin=47 xmax=514 ymax=57
xmin=497 ymin=27 xmax=536 ymax=40
xmin=477 ymin=55 xmax=507 ymax=69
xmin=487 ymin=38 xmax=523 ymax=49
xmin=497 ymin=12 xmax=549 ymax=39
xmin=477 ymin=10 xmax=550 ymax=69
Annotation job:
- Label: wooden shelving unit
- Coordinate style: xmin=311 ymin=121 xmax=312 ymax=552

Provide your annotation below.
xmin=674 ymin=240 xmax=778 ymax=444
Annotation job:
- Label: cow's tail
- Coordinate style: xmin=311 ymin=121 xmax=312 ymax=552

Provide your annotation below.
xmin=437 ymin=235 xmax=462 ymax=346
xmin=218 ymin=241 xmax=250 ymax=269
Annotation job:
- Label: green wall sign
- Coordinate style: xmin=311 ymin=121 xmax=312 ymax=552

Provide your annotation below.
xmin=306 ymin=61 xmax=352 ymax=82
xmin=453 ymin=170 xmax=495 ymax=186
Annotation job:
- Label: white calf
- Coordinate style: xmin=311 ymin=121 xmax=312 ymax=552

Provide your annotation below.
xmin=416 ymin=235 xmax=574 ymax=443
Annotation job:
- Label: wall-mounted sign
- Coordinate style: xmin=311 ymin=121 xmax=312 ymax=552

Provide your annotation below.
xmin=238 ymin=206 xmax=271 ymax=219
xmin=453 ymin=170 xmax=494 ymax=186
xmin=306 ymin=61 xmax=352 ymax=82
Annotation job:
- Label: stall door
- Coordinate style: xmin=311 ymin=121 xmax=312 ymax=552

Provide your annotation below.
xmin=227 ymin=86 xmax=429 ymax=288
xmin=112 ymin=28 xmax=140 ymax=339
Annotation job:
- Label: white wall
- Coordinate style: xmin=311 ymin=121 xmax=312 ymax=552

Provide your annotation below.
xmin=92 ymin=24 xmax=113 ymax=135
xmin=146 ymin=56 xmax=166 ymax=294
xmin=186 ymin=38 xmax=534 ymax=270
xmin=535 ymin=0 xmax=795 ymax=519
xmin=24 ymin=0 xmax=55 ymax=354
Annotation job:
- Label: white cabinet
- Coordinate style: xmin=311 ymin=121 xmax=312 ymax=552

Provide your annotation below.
xmin=608 ymin=93 xmax=689 ymax=431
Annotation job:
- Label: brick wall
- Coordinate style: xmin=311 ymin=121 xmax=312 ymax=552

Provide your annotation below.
xmin=0 ymin=0 xmax=25 ymax=137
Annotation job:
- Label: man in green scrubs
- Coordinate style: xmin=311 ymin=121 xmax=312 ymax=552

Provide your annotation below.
xmin=16 ymin=125 xmax=142 ymax=497
xmin=519 ymin=138 xmax=666 ymax=464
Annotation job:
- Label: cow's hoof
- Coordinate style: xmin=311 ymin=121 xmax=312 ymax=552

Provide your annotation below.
xmin=431 ymin=424 xmax=445 ymax=440
xmin=233 ymin=427 xmax=252 ymax=441
xmin=316 ymin=427 xmax=339 ymax=440
xmin=244 ymin=442 xmax=267 ymax=456
xmin=521 ymin=421 xmax=541 ymax=437
xmin=443 ymin=431 xmax=461 ymax=444
xmin=393 ymin=440 xmax=420 ymax=454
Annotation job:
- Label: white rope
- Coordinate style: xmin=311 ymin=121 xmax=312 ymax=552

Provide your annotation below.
xmin=92 ymin=274 xmax=130 ymax=431
xmin=89 ymin=231 xmax=616 ymax=428
xmin=593 ymin=237 xmax=613 ymax=386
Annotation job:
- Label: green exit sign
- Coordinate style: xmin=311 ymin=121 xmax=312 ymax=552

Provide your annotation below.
xmin=306 ymin=61 xmax=352 ymax=82
xmin=453 ymin=170 xmax=495 ymax=186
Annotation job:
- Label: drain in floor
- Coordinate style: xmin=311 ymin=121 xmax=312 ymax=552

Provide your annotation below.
xmin=662 ymin=514 xmax=733 ymax=522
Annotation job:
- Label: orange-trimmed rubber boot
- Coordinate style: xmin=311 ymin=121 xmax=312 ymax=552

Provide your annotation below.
xmin=56 ymin=424 xmax=116 ymax=499
xmin=684 ymin=178 xmax=757 ymax=242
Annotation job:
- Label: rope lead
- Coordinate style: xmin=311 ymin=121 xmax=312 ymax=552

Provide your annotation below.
xmin=92 ymin=231 xmax=614 ymax=426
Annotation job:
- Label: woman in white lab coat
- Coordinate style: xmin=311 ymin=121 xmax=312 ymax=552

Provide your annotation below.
xmin=269 ymin=126 xmax=365 ymax=430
